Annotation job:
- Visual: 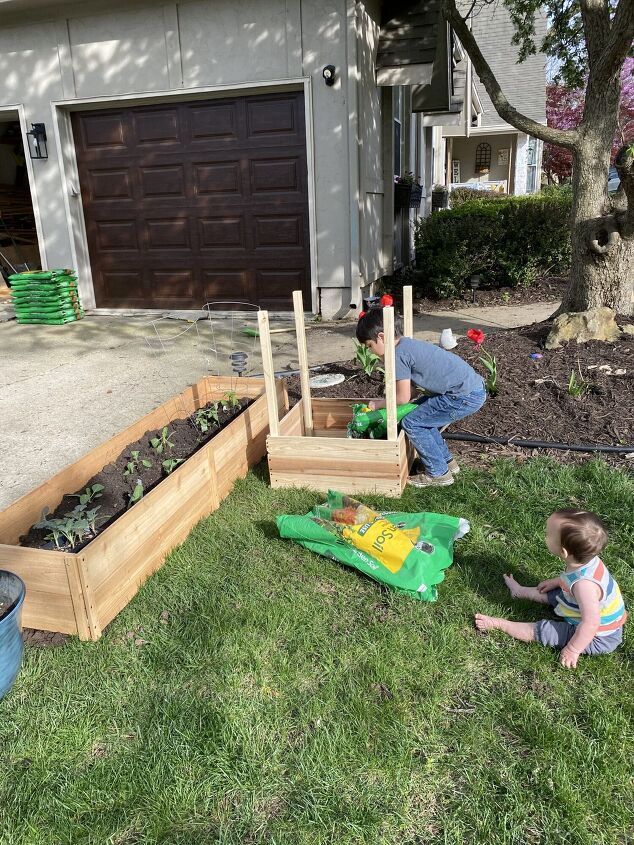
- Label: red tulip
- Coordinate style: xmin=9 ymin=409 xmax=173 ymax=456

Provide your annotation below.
xmin=358 ymin=310 xmax=366 ymax=319
xmin=467 ymin=328 xmax=485 ymax=347
xmin=380 ymin=294 xmax=394 ymax=307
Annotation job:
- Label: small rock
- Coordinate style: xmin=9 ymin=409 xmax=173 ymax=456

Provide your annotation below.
xmin=545 ymin=307 xmax=622 ymax=350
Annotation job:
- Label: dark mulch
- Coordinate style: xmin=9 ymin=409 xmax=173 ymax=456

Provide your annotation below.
xmin=391 ymin=275 xmax=567 ymax=313
xmin=284 ymin=317 xmax=634 ymax=468
xmin=20 ymin=398 xmax=252 ymax=550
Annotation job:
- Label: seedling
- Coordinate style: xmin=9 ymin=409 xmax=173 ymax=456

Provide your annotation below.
xmin=221 ymin=390 xmax=240 ymax=410
xmin=567 ymin=369 xmax=589 ymax=398
xmin=162 ymin=458 xmax=184 ymax=475
xmin=150 ymin=427 xmax=174 ymax=455
xmin=479 ymin=350 xmax=498 ymax=396
xmin=128 ymin=479 xmax=144 ymax=508
xmin=71 ymin=484 xmax=104 ymax=505
xmin=194 ymin=403 xmax=220 ymax=433
xmin=35 ymin=503 xmax=101 ymax=550
xmin=124 ymin=450 xmax=153 ymax=476
xmin=354 ymin=341 xmax=384 ymax=378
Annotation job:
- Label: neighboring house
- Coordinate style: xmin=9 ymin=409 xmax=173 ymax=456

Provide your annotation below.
xmin=0 ymin=0 xmax=505 ymax=317
xmin=436 ymin=3 xmax=547 ymax=197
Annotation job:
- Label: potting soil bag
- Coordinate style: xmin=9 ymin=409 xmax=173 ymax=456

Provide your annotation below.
xmin=9 ymin=268 xmax=84 ymax=324
xmin=277 ymin=490 xmax=469 ymax=601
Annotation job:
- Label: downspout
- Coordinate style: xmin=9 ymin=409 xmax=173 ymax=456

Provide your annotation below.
xmin=346 ymin=0 xmax=363 ymax=311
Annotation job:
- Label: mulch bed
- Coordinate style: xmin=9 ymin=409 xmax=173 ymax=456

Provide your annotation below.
xmin=392 ymin=275 xmax=567 ymax=313
xmin=20 ymin=397 xmax=252 ymax=550
xmin=284 ymin=317 xmax=634 ymax=469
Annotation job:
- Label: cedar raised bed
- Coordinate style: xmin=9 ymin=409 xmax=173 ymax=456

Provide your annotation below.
xmin=0 ymin=376 xmax=287 ymax=640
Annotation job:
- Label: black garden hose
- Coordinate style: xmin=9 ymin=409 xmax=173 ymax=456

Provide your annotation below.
xmin=444 ymin=432 xmax=634 ymax=454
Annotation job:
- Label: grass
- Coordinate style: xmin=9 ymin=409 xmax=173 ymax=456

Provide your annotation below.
xmin=1 ymin=458 xmax=633 ymax=845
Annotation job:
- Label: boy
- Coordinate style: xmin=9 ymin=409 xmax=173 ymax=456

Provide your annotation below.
xmin=475 ymin=509 xmax=627 ymax=668
xmin=356 ymin=307 xmax=486 ymax=487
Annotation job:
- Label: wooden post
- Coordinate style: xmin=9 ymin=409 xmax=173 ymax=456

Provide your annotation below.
xmin=383 ymin=306 xmax=398 ymax=441
xmin=403 ymin=285 xmax=413 ymax=338
xmin=292 ymin=290 xmax=313 ymax=436
xmin=257 ymin=310 xmax=279 ymax=436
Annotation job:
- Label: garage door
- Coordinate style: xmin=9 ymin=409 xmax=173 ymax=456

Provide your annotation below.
xmin=71 ymin=92 xmax=311 ymax=310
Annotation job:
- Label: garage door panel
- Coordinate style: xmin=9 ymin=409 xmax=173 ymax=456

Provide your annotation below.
xmin=145 ymin=218 xmax=193 ymax=251
xmin=72 ymin=92 xmax=310 ymax=309
xmin=150 ymin=269 xmax=196 ymax=301
xmin=133 ymin=109 xmax=181 ymax=146
xmin=95 ymin=220 xmax=140 ymax=252
xmin=140 ymin=165 xmax=187 ymax=199
xmin=193 ymin=161 xmax=242 ymax=195
xmin=202 ymin=270 xmax=254 ymax=302
xmin=190 ymin=102 xmax=240 ymax=142
xmin=79 ymin=112 xmax=128 ymax=150
xmin=199 ymin=217 xmax=246 ymax=250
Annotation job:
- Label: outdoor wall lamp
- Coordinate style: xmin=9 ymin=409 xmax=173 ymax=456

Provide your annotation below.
xmin=26 ymin=123 xmax=48 ymax=160
xmin=322 ymin=65 xmax=336 ymax=86
xmin=469 ymin=274 xmax=481 ymax=303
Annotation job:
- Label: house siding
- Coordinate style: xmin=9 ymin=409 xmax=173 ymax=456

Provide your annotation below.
xmin=0 ymin=0 xmax=373 ymax=316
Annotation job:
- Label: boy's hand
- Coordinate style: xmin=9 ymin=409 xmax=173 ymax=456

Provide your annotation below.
xmin=560 ymin=645 xmax=580 ymax=669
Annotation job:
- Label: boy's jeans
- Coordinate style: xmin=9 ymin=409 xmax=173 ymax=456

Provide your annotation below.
xmin=401 ymin=388 xmax=487 ymax=477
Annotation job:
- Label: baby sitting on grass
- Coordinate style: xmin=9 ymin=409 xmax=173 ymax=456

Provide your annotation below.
xmin=475 ymin=509 xmax=627 ymax=668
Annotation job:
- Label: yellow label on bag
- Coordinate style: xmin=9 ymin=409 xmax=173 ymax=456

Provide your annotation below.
xmin=342 ymin=517 xmax=413 ymax=573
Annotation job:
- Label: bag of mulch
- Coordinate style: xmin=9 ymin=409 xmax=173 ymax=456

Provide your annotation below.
xmin=277 ymin=491 xmax=469 ymax=601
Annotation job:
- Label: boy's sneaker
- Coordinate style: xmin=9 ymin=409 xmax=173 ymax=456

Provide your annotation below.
xmin=407 ymin=470 xmax=454 ymax=488
xmin=447 ymin=458 xmax=460 ymax=474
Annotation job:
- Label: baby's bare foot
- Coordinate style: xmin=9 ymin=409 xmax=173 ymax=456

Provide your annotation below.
xmin=503 ymin=573 xmax=530 ymax=599
xmin=474 ymin=613 xmax=500 ymax=631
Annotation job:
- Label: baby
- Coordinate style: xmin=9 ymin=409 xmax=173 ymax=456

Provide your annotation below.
xmin=475 ymin=509 xmax=627 ymax=668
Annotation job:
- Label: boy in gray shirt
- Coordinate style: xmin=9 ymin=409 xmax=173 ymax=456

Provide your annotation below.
xmin=356 ymin=307 xmax=486 ymax=487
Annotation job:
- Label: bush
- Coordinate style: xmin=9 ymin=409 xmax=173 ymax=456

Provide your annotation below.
xmin=413 ymin=190 xmax=572 ymax=299
xmin=449 ymin=187 xmax=508 ymax=208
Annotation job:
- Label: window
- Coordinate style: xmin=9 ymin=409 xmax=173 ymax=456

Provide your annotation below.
xmin=393 ymin=87 xmax=403 ymax=178
xmin=475 ymin=142 xmax=491 ymax=174
xmin=526 ymin=137 xmax=540 ymax=193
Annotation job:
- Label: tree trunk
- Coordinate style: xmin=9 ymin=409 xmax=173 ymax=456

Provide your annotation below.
xmin=558 ymin=145 xmax=634 ymax=315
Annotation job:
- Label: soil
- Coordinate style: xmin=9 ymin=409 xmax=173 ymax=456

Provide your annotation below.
xmin=21 ymin=397 xmax=252 ymax=550
xmin=390 ymin=275 xmax=567 ymax=313
xmin=284 ymin=317 xmax=634 ymax=468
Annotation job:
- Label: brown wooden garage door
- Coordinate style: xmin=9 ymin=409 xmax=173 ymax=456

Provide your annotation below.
xmin=71 ymin=92 xmax=311 ymax=310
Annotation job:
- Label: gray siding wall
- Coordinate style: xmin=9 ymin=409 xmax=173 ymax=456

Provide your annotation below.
xmin=471 ymin=3 xmax=547 ymax=128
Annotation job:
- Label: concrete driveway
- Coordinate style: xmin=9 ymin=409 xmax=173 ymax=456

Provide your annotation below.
xmin=0 ymin=300 xmax=555 ymax=510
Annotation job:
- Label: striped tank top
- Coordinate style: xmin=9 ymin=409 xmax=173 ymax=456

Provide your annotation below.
xmin=555 ymin=556 xmax=627 ymax=636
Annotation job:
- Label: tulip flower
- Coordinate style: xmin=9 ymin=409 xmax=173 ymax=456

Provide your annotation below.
xmin=380 ymin=294 xmax=394 ymax=307
xmin=466 ymin=328 xmax=486 ymax=347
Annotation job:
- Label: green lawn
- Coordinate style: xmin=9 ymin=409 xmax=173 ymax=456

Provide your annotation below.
xmin=1 ymin=459 xmax=633 ymax=845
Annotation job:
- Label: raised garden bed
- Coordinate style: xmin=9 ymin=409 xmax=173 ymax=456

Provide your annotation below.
xmin=0 ymin=376 xmax=287 ymax=640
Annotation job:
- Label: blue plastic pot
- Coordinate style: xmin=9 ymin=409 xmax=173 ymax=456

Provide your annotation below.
xmin=0 ymin=570 xmax=26 ymax=701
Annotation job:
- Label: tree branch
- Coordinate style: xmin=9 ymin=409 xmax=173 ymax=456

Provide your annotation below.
xmin=441 ymin=0 xmax=579 ymax=149
xmin=594 ymin=0 xmax=634 ymax=83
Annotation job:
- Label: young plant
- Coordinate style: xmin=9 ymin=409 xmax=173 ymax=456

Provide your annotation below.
xmin=162 ymin=458 xmax=184 ymax=475
xmin=194 ymin=403 xmax=220 ymax=433
xmin=221 ymin=391 xmax=240 ymax=410
xmin=150 ymin=427 xmax=174 ymax=455
xmin=71 ymin=484 xmax=104 ymax=505
xmin=128 ymin=479 xmax=144 ymax=509
xmin=567 ymin=369 xmax=589 ymax=398
xmin=123 ymin=451 xmax=152 ymax=477
xmin=479 ymin=350 xmax=498 ymax=396
xmin=35 ymin=503 xmax=101 ymax=550
xmin=354 ymin=341 xmax=384 ymax=378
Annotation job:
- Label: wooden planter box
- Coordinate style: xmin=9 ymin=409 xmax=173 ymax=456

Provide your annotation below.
xmin=268 ymin=397 xmax=415 ymax=496
xmin=0 ymin=376 xmax=287 ymax=640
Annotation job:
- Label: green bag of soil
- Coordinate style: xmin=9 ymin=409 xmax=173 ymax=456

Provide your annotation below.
xmin=277 ymin=491 xmax=469 ymax=601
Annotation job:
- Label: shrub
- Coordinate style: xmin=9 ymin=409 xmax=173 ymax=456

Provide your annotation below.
xmin=449 ymin=187 xmax=508 ymax=208
xmin=413 ymin=190 xmax=572 ymax=299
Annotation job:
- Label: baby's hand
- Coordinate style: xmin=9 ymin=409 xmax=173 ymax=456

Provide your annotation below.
xmin=537 ymin=578 xmax=557 ymax=593
xmin=560 ymin=645 xmax=579 ymax=669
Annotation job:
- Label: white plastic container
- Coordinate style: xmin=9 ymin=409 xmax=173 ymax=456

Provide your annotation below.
xmin=440 ymin=328 xmax=458 ymax=350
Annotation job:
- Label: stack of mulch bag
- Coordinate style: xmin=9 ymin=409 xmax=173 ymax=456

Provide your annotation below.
xmin=9 ymin=269 xmax=84 ymax=324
